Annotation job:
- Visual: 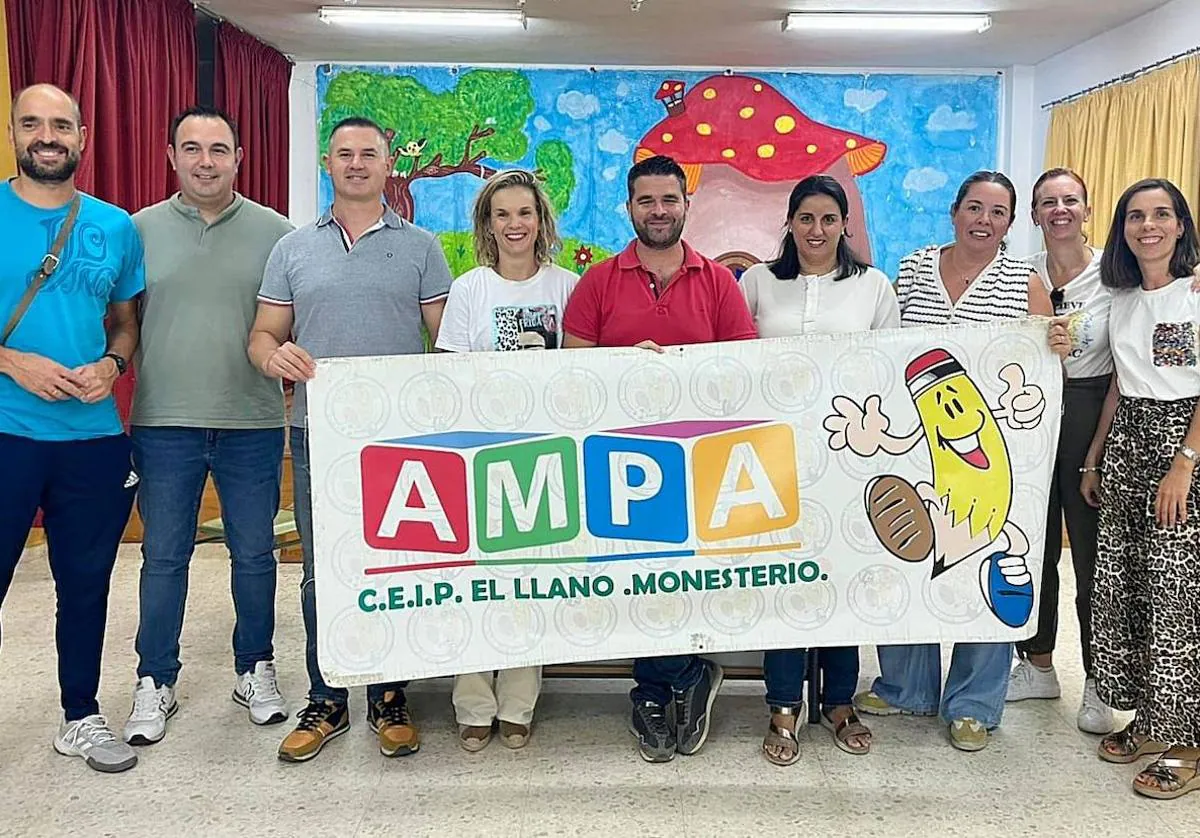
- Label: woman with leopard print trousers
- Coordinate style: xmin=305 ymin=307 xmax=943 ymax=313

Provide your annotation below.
xmin=1081 ymin=177 xmax=1200 ymax=800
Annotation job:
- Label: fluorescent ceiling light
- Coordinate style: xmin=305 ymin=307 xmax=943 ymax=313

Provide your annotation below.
xmin=783 ymin=12 xmax=992 ymax=34
xmin=317 ymin=7 xmax=528 ymax=29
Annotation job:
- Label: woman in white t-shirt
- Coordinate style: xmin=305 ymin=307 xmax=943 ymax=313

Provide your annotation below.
xmin=1006 ymin=169 xmax=1115 ymax=734
xmin=741 ymin=175 xmax=897 ymax=766
xmin=1082 ymin=178 xmax=1200 ymax=800
xmin=435 ymin=170 xmax=578 ymax=751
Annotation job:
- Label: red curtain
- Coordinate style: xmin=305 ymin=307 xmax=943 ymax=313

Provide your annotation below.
xmin=6 ymin=0 xmax=196 ymax=427
xmin=215 ymin=23 xmax=291 ymax=216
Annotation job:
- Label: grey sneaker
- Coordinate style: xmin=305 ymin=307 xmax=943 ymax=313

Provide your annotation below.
xmin=675 ymin=659 xmax=723 ymax=756
xmin=124 ymin=676 xmax=178 ymax=745
xmin=1077 ymin=678 xmax=1115 ymax=735
xmin=55 ymin=714 xmax=138 ymax=773
xmin=233 ymin=661 xmax=288 ymax=725
xmin=630 ymin=701 xmax=675 ymax=763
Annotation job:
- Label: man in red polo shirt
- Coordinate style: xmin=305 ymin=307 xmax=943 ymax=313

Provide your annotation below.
xmin=564 ymin=154 xmax=757 ymax=763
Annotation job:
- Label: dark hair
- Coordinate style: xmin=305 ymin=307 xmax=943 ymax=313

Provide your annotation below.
xmin=1031 ymin=167 xmax=1088 ymax=210
xmin=952 ymin=170 xmax=1017 ymax=217
xmin=170 ymin=105 xmax=239 ymax=149
xmin=1100 ymin=178 xmax=1200 ymax=289
xmin=768 ymin=176 xmax=869 ymax=281
xmin=627 ymin=154 xmax=687 ymax=201
xmin=329 ymin=116 xmax=389 ymax=146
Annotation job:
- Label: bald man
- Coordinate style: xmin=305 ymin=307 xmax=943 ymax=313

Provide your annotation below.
xmin=0 ymin=84 xmax=144 ymax=773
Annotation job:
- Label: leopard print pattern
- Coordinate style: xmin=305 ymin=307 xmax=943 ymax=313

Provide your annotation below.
xmin=1092 ymin=395 xmax=1200 ymax=748
xmin=492 ymin=307 xmax=522 ymax=351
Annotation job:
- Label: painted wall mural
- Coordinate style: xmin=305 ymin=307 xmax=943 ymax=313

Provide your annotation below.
xmin=316 ymin=65 xmax=1000 ymax=281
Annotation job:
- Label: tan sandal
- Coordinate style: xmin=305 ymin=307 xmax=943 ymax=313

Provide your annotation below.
xmin=1098 ymin=723 xmax=1166 ymax=764
xmin=1133 ymin=754 xmax=1200 ymax=800
xmin=821 ymin=706 xmax=872 ymax=755
xmin=499 ymin=721 xmax=531 ymax=750
xmin=762 ymin=704 xmax=801 ymax=767
xmin=458 ymin=724 xmax=492 ymax=753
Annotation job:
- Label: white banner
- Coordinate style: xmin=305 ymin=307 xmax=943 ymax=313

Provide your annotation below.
xmin=308 ymin=320 xmax=1061 ymax=685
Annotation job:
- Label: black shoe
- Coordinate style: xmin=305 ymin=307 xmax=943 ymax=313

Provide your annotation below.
xmin=278 ymin=700 xmax=349 ymax=763
xmin=630 ymin=700 xmax=675 ymax=763
xmin=675 ymin=659 xmax=723 ymax=755
xmin=368 ymin=690 xmax=420 ymax=757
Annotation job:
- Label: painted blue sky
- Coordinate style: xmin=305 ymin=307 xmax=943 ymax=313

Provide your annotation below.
xmin=316 ymin=65 xmax=1000 ymax=279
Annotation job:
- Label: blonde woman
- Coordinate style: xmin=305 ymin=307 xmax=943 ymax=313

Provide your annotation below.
xmin=435 ymin=170 xmax=578 ymax=750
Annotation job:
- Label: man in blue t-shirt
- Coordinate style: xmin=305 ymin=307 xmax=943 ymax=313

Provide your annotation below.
xmin=0 ymin=84 xmax=145 ymax=773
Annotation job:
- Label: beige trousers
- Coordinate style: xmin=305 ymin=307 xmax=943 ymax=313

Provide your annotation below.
xmin=452 ymin=666 xmax=543 ymax=726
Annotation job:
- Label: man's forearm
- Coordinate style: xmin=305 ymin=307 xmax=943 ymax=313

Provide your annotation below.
xmin=248 ymin=331 xmax=283 ymax=375
xmin=105 ymin=318 xmax=139 ymax=364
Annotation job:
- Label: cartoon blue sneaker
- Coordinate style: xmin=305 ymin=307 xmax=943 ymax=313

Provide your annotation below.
xmin=980 ymin=552 xmax=1034 ymax=628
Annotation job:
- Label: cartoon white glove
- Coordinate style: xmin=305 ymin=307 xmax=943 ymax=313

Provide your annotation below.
xmin=996 ymin=363 xmax=1045 ymax=430
xmin=824 ymin=394 xmax=891 ymax=457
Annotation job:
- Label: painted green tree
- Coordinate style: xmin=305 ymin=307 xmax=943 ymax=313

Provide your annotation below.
xmin=320 ymin=69 xmax=575 ymax=220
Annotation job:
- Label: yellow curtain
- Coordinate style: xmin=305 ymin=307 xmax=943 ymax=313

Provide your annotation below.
xmin=0 ymin=0 xmax=15 ymax=179
xmin=1044 ymin=55 xmax=1200 ymax=248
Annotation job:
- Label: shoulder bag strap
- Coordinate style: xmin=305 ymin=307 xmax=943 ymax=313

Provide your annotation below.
xmin=1 ymin=193 xmax=83 ymax=346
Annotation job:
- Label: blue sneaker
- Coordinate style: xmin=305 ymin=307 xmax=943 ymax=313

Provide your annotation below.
xmin=981 ymin=552 xmax=1034 ymax=627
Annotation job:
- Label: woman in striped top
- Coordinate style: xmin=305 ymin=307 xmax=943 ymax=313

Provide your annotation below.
xmin=853 ymin=171 xmax=1054 ymax=752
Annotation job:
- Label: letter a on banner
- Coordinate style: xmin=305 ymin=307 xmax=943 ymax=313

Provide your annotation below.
xmin=378 ymin=460 xmax=457 ymax=542
xmin=709 ymin=442 xmax=786 ymax=529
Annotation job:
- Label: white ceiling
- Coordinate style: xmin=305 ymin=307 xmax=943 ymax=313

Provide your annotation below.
xmin=199 ymin=0 xmax=1173 ymax=68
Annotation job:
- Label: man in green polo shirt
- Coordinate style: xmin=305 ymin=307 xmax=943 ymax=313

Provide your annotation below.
xmin=123 ymin=106 xmax=294 ymax=747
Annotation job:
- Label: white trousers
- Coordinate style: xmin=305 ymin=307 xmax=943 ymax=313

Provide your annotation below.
xmin=452 ymin=666 xmax=543 ymax=726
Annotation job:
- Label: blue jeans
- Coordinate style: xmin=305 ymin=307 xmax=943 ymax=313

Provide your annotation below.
xmin=763 ymin=646 xmax=859 ymax=711
xmin=0 ymin=432 xmax=136 ymax=720
xmin=292 ymin=427 xmax=401 ymax=705
xmin=133 ymin=426 xmax=284 ymax=687
xmin=630 ymin=654 xmax=705 ymax=706
xmin=871 ymin=642 xmax=1012 ymax=728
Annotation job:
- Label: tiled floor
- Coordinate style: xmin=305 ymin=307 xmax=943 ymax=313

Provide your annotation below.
xmin=2 ymin=545 xmax=1195 ymax=836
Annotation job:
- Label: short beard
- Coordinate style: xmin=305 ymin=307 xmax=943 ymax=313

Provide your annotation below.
xmin=18 ymin=147 xmax=80 ymax=184
xmin=633 ymin=218 xmax=684 ymax=250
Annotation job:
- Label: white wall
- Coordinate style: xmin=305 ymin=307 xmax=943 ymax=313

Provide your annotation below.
xmin=288 ymin=62 xmax=320 ymax=229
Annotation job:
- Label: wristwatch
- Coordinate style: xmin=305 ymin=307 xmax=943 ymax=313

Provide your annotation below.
xmin=1179 ymin=445 xmax=1199 ymax=465
xmin=102 ymin=352 xmax=127 ymax=376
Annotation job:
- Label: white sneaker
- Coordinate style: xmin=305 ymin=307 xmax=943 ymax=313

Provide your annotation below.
xmin=123 ymin=676 xmax=178 ymax=745
xmin=233 ymin=661 xmax=289 ymax=725
xmin=1005 ymin=660 xmax=1062 ymax=702
xmin=1077 ymin=678 xmax=1115 ymax=735
xmin=56 ymin=714 xmax=138 ymax=773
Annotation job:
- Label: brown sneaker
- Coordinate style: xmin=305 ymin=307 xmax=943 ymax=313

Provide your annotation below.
xmin=278 ymin=700 xmax=349 ymax=763
xmin=369 ymin=691 xmax=419 ymax=758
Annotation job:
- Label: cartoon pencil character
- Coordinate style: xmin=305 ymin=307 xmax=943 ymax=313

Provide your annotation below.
xmin=823 ymin=348 xmax=1046 ymax=628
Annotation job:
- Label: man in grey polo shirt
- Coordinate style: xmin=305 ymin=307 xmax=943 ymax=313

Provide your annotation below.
xmin=124 ymin=106 xmax=294 ymax=748
xmin=250 ymin=116 xmax=451 ymax=763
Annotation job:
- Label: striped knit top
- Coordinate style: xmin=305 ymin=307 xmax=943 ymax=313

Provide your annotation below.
xmin=896 ymin=245 xmax=1034 ymax=327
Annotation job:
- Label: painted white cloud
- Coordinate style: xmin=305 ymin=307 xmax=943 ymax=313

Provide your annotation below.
xmin=557 ymin=91 xmax=600 ymax=120
xmin=603 ymin=165 xmax=619 ymax=181
xmin=533 ymin=116 xmax=552 ymax=132
xmin=616 ymin=81 xmax=631 ymax=98
xmin=926 ymin=104 xmax=976 ymax=132
xmin=598 ymin=129 xmax=632 ymax=155
xmin=844 ymin=88 xmax=887 ymax=113
xmin=903 ymin=167 xmax=949 ymax=193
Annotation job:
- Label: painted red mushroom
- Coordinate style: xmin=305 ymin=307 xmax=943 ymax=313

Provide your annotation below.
xmin=635 ymin=75 xmax=888 ymax=268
